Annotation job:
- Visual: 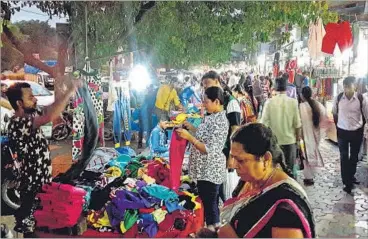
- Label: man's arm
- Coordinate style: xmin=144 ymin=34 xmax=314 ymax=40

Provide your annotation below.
xmin=33 ymin=76 xmax=80 ymax=129
xmin=0 ymin=98 xmax=12 ymax=110
xmin=362 ymin=94 xmax=368 ymax=121
xmin=293 ymin=100 xmax=302 ymax=141
xmin=260 ymin=100 xmax=270 ymax=126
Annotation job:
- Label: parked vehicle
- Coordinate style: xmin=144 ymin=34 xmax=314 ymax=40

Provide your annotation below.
xmin=0 ymin=80 xmax=55 ymax=138
xmin=1 ymin=115 xmax=21 ymax=211
xmin=37 ymin=72 xmax=55 ymax=90
xmin=52 ymin=109 xmax=73 ymax=141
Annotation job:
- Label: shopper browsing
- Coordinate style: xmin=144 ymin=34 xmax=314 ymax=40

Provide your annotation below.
xmin=176 ymin=87 xmax=229 ymax=232
xmin=149 ymin=120 xmax=170 ymax=159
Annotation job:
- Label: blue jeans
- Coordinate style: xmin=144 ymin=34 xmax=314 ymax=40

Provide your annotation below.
xmin=197 ymin=180 xmax=221 ymax=225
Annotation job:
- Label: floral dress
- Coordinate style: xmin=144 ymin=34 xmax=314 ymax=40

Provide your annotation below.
xmin=189 ymin=111 xmax=229 ymax=185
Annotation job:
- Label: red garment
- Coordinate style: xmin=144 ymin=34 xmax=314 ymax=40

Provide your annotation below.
xmin=273 ymin=64 xmax=279 ymax=78
xmin=147 ymin=160 xmax=171 ymax=187
xmin=288 ymin=69 xmax=295 ymax=84
xmin=169 ymin=131 xmax=188 ymax=191
xmin=322 ymin=21 xmax=353 ymax=54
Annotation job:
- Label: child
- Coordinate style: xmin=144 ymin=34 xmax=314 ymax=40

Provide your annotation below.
xmin=149 ymin=121 xmax=170 ymax=158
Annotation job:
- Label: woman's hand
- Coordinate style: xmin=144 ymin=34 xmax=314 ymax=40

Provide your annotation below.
xmin=176 ymin=128 xmax=193 ymax=141
xmin=183 ymin=121 xmax=196 ymax=132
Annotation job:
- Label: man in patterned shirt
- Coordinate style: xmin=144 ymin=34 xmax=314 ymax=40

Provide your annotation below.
xmin=6 ymin=76 xmax=80 ymax=237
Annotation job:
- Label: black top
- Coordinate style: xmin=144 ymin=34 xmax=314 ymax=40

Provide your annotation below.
xmin=230 ymin=181 xmax=315 ymax=238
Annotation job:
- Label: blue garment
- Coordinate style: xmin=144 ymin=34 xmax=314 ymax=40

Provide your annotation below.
xmin=138 ymin=214 xmax=158 ymax=238
xmin=179 ymin=86 xmax=201 ymax=108
xmin=113 ymin=87 xmax=132 ymax=146
xmin=108 ymin=154 xmax=132 ymax=171
xmin=142 ymin=184 xmax=178 ymax=201
xmin=105 ymin=190 xmax=152 ymax=228
xmin=115 ymin=146 xmax=136 ymax=157
xmin=165 ymin=198 xmax=185 ymax=213
xmin=149 ymin=125 xmax=169 ymax=157
xmin=141 ymin=88 xmax=158 ymax=140
xmin=303 ymin=77 xmax=309 ymax=87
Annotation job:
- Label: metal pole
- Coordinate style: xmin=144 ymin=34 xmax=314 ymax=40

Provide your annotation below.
xmin=85 ymin=3 xmax=88 ymax=59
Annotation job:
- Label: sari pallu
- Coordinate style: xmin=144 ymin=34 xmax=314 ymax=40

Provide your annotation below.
xmin=220 ymin=179 xmax=316 ymax=238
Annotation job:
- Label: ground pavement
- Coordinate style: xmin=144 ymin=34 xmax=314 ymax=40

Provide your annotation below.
xmin=1 ymin=139 xmax=367 ymax=238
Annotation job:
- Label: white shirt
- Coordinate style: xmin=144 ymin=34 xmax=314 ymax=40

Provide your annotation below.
xmin=332 ymin=92 xmax=368 ymax=131
xmin=228 ymin=75 xmax=239 ymax=88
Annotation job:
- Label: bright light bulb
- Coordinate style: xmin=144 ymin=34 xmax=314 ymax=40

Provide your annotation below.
xmin=128 ymin=65 xmax=151 ymax=92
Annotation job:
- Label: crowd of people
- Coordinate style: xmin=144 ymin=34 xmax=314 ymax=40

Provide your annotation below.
xmin=1 ymin=66 xmax=367 ymax=238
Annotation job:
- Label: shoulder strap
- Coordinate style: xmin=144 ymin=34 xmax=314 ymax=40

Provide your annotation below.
xmin=358 ymin=93 xmax=366 ymax=124
xmin=334 ymin=93 xmax=344 ymax=125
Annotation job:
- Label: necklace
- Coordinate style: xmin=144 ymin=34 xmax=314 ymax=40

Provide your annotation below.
xmin=258 ymin=168 xmax=277 ymax=192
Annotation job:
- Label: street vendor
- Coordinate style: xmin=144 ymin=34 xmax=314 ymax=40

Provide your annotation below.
xmin=6 ymin=76 xmax=81 ymax=237
xmin=155 ymin=77 xmax=183 ymax=121
xmin=149 ymin=120 xmax=170 ymax=158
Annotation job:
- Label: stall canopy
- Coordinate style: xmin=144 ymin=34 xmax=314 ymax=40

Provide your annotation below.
xmin=24 ymin=60 xmax=57 ymax=74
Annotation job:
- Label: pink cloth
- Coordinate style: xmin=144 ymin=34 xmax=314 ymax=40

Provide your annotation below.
xmin=169 ymin=130 xmax=188 ymax=190
xmin=42 ymin=183 xmax=86 ymax=197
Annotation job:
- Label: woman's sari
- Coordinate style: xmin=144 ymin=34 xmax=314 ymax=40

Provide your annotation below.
xmin=220 ymin=178 xmax=316 ymax=238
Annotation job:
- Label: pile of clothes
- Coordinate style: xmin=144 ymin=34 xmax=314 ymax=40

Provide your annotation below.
xmin=35 ymin=147 xmax=203 ymax=238
xmin=34 ymin=183 xmax=86 ymax=229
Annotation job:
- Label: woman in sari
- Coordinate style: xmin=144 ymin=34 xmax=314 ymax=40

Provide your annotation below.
xmin=299 ymin=86 xmax=329 ymax=185
xmin=197 ymin=123 xmax=315 ymax=238
xmin=232 ymin=84 xmax=258 ymax=125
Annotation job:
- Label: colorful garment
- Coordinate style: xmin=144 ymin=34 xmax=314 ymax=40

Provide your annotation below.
xmin=239 ymin=95 xmax=258 ymax=125
xmin=72 ymin=69 xmax=104 ymax=162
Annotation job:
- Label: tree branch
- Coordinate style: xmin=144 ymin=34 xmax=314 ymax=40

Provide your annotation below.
xmin=2 ymin=26 xmax=57 ymax=76
xmin=134 ymin=1 xmax=156 ymax=24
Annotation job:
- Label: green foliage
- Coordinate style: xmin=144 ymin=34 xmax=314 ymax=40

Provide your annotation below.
xmin=134 ymin=1 xmax=338 ymax=68
xmin=2 ymin=1 xmax=338 ymax=69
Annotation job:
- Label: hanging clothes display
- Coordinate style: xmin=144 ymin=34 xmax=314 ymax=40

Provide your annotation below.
xmin=322 ymin=21 xmax=353 ymax=54
xmin=113 ymin=81 xmax=132 ymax=148
xmin=308 ymin=18 xmax=326 ymax=60
xmin=285 ymin=59 xmax=298 ymax=84
xmin=55 ymin=80 xmax=99 ymax=183
xmin=72 ymin=69 xmax=104 ymax=162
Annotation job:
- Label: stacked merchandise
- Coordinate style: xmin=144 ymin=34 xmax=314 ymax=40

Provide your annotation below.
xmin=34 ymin=183 xmax=87 ymax=230
xmin=35 ymin=148 xmax=203 ymax=238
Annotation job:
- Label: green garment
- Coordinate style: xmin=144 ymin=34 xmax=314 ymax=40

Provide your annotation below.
xmin=124 ymin=160 xmax=143 ymax=178
xmin=120 ymin=209 xmax=139 ymax=233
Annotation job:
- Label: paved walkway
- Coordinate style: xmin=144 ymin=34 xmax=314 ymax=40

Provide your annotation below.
xmin=298 ymin=140 xmax=368 ymax=238
xmin=1 ymin=139 xmax=367 ymax=238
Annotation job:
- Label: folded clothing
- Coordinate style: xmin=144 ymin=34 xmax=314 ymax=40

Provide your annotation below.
xmin=41 ymin=200 xmax=85 ymax=212
xmin=34 ymin=208 xmax=83 ymax=229
xmin=42 ymin=183 xmax=87 ymax=197
xmin=34 ymin=184 xmax=86 ymax=230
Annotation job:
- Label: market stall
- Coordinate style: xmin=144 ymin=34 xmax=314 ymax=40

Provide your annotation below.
xmin=311 ymin=65 xmax=342 ymax=143
xmin=34 ymin=83 xmax=205 ymax=237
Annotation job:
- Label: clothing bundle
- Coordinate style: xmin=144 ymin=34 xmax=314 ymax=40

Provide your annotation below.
xmin=83 ymin=157 xmax=204 ymax=238
xmin=34 ymin=183 xmax=87 ymax=229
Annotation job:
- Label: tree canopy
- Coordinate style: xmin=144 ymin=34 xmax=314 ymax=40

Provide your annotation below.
xmin=1 ymin=1 xmax=338 ymax=72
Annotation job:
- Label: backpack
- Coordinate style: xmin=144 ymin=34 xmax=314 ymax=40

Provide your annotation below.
xmin=333 ymin=92 xmax=365 ymax=126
